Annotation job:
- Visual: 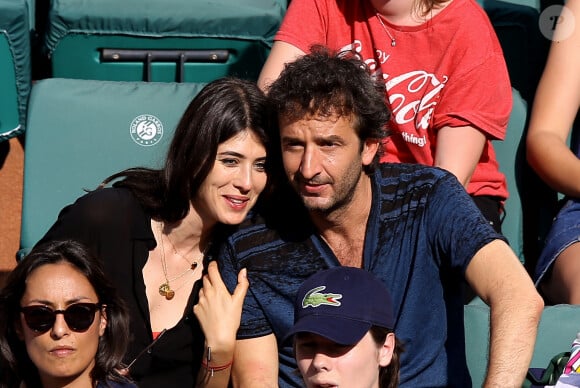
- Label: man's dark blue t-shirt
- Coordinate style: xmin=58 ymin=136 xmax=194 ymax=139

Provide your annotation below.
xmin=218 ymin=163 xmax=503 ymax=387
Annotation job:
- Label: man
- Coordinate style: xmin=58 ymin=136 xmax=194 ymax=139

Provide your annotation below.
xmin=218 ymin=48 xmax=543 ymax=387
xmin=257 ymin=0 xmax=514 ymax=232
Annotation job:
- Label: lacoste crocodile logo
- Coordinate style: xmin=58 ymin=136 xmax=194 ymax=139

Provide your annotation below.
xmin=302 ymin=286 xmax=342 ymax=308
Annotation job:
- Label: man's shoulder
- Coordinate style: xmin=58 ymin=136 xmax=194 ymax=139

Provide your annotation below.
xmin=227 ymin=211 xmax=272 ymax=244
xmin=228 ymin=208 xmax=313 ymax=248
xmin=230 ymin=194 xmax=313 ymax=238
xmin=377 ymin=162 xmax=452 ymax=186
xmin=374 ymin=163 xmax=463 ymax=219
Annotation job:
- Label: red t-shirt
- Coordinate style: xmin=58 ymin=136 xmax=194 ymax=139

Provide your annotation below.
xmin=275 ymin=0 xmax=511 ymax=199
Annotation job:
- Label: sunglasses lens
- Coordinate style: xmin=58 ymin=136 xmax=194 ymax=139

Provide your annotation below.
xmin=22 ymin=306 xmax=55 ymax=333
xmin=64 ymin=304 xmax=97 ymax=332
xmin=21 ymin=303 xmax=99 ymax=333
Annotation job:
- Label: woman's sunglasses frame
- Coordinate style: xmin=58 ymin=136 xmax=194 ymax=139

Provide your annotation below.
xmin=19 ymin=303 xmax=103 ymax=334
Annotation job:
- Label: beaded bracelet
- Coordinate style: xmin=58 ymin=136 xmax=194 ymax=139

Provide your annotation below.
xmin=202 ymin=347 xmax=233 ymax=377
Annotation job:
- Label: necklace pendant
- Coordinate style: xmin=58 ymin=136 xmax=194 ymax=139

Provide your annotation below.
xmin=191 ymin=262 xmax=198 ymax=270
xmin=159 ymin=282 xmax=170 ymax=296
xmin=165 ymin=289 xmax=175 ymax=300
xmin=391 ymin=39 xmax=396 ymax=47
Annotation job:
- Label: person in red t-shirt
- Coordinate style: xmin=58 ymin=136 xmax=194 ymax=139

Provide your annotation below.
xmin=259 ymin=0 xmax=512 ymax=232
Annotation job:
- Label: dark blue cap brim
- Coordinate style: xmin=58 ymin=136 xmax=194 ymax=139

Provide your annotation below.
xmin=282 ymin=314 xmax=372 ymax=346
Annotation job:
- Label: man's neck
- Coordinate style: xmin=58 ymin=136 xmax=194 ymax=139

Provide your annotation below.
xmin=311 ymin=175 xmax=373 ymax=267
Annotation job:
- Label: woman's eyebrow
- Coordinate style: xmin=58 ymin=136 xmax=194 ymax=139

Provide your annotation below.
xmin=217 ymin=151 xmax=244 ymax=158
xmin=218 ymin=151 xmax=267 ymax=160
xmin=24 ymin=296 xmax=92 ymax=306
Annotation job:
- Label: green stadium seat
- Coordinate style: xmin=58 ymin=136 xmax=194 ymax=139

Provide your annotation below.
xmin=480 ymin=0 xmax=554 ymax=271
xmin=42 ymin=0 xmax=285 ymax=83
xmin=493 ymin=88 xmax=528 ymax=262
xmin=501 ymin=0 xmax=540 ymax=10
xmin=0 ymin=0 xmax=31 ymax=141
xmin=492 ymin=88 xmax=559 ymax=273
xmin=464 ymin=300 xmax=490 ymax=387
xmin=19 ymin=78 xmax=206 ymax=259
xmin=465 ymin=300 xmax=580 ymax=387
xmin=481 ymin=0 xmax=548 ymax=105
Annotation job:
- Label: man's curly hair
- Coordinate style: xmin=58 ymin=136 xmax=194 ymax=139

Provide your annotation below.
xmin=266 ymin=45 xmax=391 ymax=174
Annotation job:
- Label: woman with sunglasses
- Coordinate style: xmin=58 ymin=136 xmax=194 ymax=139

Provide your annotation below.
xmin=33 ymin=77 xmax=272 ymax=387
xmin=0 ymin=239 xmax=134 ymax=388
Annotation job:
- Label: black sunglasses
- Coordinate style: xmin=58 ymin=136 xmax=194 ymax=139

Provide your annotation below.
xmin=20 ymin=303 xmax=102 ymax=333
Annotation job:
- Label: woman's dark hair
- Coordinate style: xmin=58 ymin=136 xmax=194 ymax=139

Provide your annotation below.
xmin=0 ymin=240 xmax=131 ymax=387
xmin=101 ymin=77 xmax=273 ymax=223
xmin=370 ymin=326 xmax=405 ymax=388
xmin=266 ymin=45 xmax=390 ymax=175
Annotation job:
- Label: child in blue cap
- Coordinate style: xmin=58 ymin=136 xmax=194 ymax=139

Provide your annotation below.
xmin=284 ymin=267 xmax=403 ymax=388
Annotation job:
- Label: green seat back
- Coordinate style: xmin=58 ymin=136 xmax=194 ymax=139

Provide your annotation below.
xmin=501 ymin=0 xmax=540 ymax=11
xmin=530 ymin=305 xmax=580 ymax=369
xmin=0 ymin=0 xmax=31 ymax=141
xmin=464 ymin=300 xmax=490 ymax=387
xmin=493 ymin=88 xmax=528 ymax=262
xmin=465 ymin=300 xmax=580 ymax=387
xmin=44 ymin=0 xmax=285 ymax=83
xmin=20 ymin=78 xmax=206 ymax=257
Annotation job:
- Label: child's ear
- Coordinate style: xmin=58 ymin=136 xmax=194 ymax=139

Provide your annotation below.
xmin=378 ymin=332 xmax=395 ymax=367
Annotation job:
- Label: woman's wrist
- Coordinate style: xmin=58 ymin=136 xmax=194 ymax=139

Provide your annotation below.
xmin=201 ymin=345 xmax=234 ymax=376
xmin=202 ymin=336 xmax=235 ymax=356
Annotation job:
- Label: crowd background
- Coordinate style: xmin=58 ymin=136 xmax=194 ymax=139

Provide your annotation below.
xmin=0 ymin=0 xmax=567 ymax=283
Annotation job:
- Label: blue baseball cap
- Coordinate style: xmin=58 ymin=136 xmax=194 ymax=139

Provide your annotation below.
xmin=283 ymin=267 xmax=394 ymax=346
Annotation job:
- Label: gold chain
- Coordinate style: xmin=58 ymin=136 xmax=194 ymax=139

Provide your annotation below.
xmin=376 ymin=13 xmax=397 ymax=47
xmin=165 ymin=232 xmax=199 ymax=271
xmin=157 ymin=223 xmax=197 ymax=300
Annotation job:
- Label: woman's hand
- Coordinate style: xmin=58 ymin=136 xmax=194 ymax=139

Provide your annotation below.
xmin=194 ymin=261 xmax=249 ymax=361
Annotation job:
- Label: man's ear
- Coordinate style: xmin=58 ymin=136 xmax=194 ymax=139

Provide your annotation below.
xmin=378 ymin=332 xmax=395 ymax=367
xmin=362 ymin=139 xmax=380 ymax=166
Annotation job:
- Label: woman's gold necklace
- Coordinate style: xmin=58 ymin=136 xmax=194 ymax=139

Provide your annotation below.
xmin=166 ymin=232 xmax=199 ymax=271
xmin=376 ymin=13 xmax=397 ymax=47
xmin=157 ymin=223 xmax=200 ymax=301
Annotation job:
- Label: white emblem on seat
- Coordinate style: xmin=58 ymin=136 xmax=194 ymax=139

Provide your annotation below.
xmin=130 ymin=114 xmax=163 ymax=146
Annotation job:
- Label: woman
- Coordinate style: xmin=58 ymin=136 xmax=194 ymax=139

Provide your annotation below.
xmin=527 ymin=0 xmax=580 ymax=304
xmin=283 ymin=267 xmax=404 ymax=388
xmin=0 ymin=239 xmax=134 ymax=388
xmin=36 ymin=77 xmax=273 ymax=387
xmin=258 ymin=0 xmax=512 ymax=231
